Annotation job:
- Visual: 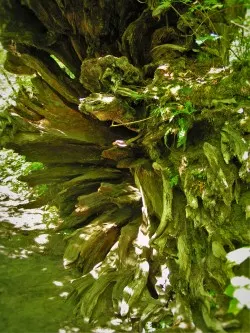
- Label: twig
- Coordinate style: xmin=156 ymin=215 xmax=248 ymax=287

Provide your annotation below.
xmin=111 ymin=116 xmax=154 ymax=127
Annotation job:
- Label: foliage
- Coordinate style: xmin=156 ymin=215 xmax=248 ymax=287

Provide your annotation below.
xmin=157 ymin=101 xmax=196 ymax=149
xmin=0 ymin=148 xmax=44 ymax=198
xmin=230 ymin=15 xmax=250 ymax=63
xmin=148 ymin=0 xmax=248 ymax=65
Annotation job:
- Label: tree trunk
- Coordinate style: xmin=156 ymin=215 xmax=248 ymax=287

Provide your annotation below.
xmin=0 ymin=1 xmax=249 ymax=331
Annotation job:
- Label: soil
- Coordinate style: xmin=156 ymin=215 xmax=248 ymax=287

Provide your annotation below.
xmin=0 ymin=185 xmax=82 ymax=333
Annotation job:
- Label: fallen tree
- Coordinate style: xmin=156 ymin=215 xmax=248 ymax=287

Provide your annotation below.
xmin=0 ymin=0 xmax=249 ymax=331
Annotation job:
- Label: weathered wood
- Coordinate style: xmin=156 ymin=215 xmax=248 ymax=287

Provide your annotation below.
xmin=59 ymin=181 xmax=141 ymax=229
xmin=19 ymin=164 xmax=90 ymax=186
xmin=64 ymin=207 xmax=134 ymax=272
xmin=7 ymin=142 xmax=103 ymax=164
xmin=79 ymin=93 xmax=135 ymax=124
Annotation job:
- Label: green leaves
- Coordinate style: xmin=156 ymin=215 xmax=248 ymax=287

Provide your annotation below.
xmin=172 ymin=101 xmax=196 ymax=149
xmin=0 ymin=148 xmax=45 ymax=199
xmin=177 ymin=117 xmax=189 ymax=148
xmin=23 ymin=161 xmax=44 ymax=175
xmin=170 ymin=101 xmax=196 ymax=120
xmin=170 ymin=174 xmax=179 ymax=187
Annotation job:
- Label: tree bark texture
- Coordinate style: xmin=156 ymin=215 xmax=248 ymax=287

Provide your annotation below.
xmin=0 ymin=1 xmax=249 ymax=331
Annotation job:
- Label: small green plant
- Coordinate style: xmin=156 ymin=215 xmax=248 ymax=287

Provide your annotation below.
xmin=151 ymin=106 xmax=169 ymax=118
xmin=171 ymin=101 xmax=196 ymax=149
xmin=191 ymin=168 xmax=207 ymax=180
xmin=230 ymin=16 xmax=250 ymax=63
xmin=33 ymin=184 xmax=48 ymax=197
xmin=208 ymin=289 xmax=218 ymax=309
xmin=147 ymin=0 xmax=247 ymax=66
xmin=0 ymin=148 xmax=45 ymax=199
xmin=170 ymin=173 xmax=179 ymax=187
xmin=170 ymin=101 xmax=196 ymax=120
xmin=23 ymin=161 xmax=44 ymax=175
xmin=176 ymin=117 xmax=189 ymax=148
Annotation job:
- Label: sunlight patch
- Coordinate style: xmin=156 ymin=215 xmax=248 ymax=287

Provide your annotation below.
xmin=226 ymin=247 xmax=250 ymax=265
xmin=119 ymin=299 xmax=129 ymax=316
xmin=92 ymin=328 xmax=115 ymax=333
xmin=233 ymin=288 xmax=250 ymax=308
xmin=231 ymin=276 xmax=250 ymax=287
xmin=124 ymin=286 xmax=133 ymax=296
xmin=139 ymin=261 xmax=149 ymax=274
xmin=34 ymin=233 xmax=49 ymax=245
xmin=156 ymin=265 xmax=170 ymax=291
xmin=102 ymin=96 xmax=115 ymax=103
xmin=134 ymin=229 xmax=150 ymax=255
xmin=242 ymin=151 xmax=248 ymax=160
xmin=145 ymin=321 xmax=156 ymax=332
xmin=63 ymin=258 xmax=71 ymax=268
xmin=53 ymin=280 xmax=64 ymax=287
xmin=79 ymin=233 xmax=89 ymax=240
xmin=59 ymin=328 xmax=80 ymax=333
xmin=90 ymin=269 xmax=99 ymax=280
xmin=170 ymin=85 xmax=181 ymax=96
xmin=152 ymin=248 xmax=158 ymax=256
xmin=136 ymin=230 xmax=149 ymax=247
xmin=110 ymin=318 xmax=122 ymax=326
xmin=9 ymin=248 xmax=33 ymax=259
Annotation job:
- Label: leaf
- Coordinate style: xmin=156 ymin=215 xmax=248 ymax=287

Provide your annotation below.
xmin=177 ymin=118 xmax=189 ymax=148
xmin=170 ymin=174 xmax=179 ymax=187
xmin=177 ymin=128 xmax=187 ymax=148
xmin=212 ymin=241 xmax=227 ymax=258
xmin=224 ymin=284 xmax=235 ymax=297
xmin=228 ymin=298 xmax=242 ymax=315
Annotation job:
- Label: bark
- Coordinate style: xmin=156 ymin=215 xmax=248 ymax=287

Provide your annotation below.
xmin=0 ymin=0 xmax=249 ymax=332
